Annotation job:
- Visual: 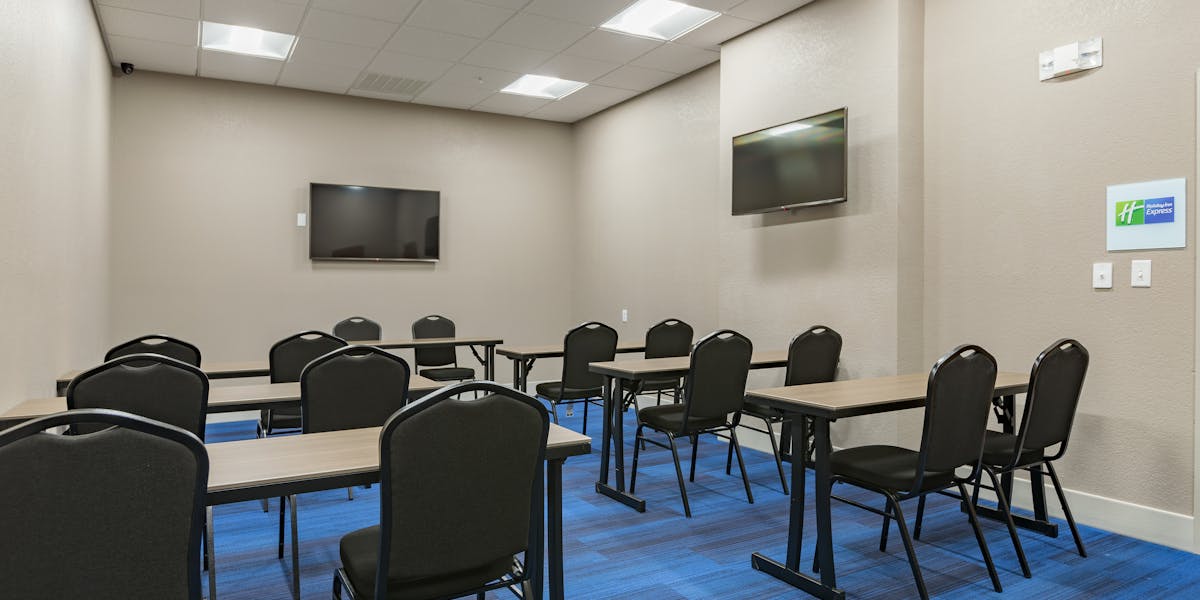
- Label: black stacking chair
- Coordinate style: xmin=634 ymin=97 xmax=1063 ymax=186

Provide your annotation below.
xmin=828 ymin=345 xmax=1004 ymax=599
xmin=259 ymin=330 xmax=347 ymax=437
xmin=333 ymin=316 xmax=383 ymax=342
xmin=412 ymin=315 xmax=474 ymax=383
xmin=275 ymin=346 xmax=411 ymax=579
xmin=731 ymin=325 xmax=841 ymax=494
xmin=66 ymin=353 xmax=209 ymax=440
xmin=622 ymin=318 xmax=693 ymax=409
xmin=105 ymin=333 xmax=202 ymax=367
xmin=0 ymin=409 xmax=208 ymax=600
xmin=535 ymin=321 xmax=617 ymax=434
xmin=333 ymin=381 xmax=549 ymax=600
xmin=631 ymin=330 xmax=754 ymax=518
xmin=968 ymin=338 xmax=1090 ymax=568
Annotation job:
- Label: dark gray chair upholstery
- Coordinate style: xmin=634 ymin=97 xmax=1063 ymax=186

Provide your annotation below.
xmin=630 ymin=330 xmax=754 ymax=518
xmin=827 ymin=345 xmax=1006 ymax=599
xmin=412 ymin=315 xmax=474 ymax=382
xmin=535 ymin=321 xmax=617 ymax=434
xmin=622 ymin=318 xmax=693 ymax=406
xmin=105 ymin=334 xmax=201 ymax=367
xmin=334 ymin=317 xmax=383 ymax=342
xmin=333 ymin=381 xmax=549 ymax=600
xmin=731 ymin=325 xmax=841 ymax=494
xmin=66 ymin=353 xmax=209 ymax=440
xmin=260 ymin=330 xmax=347 ymax=436
xmin=0 ymin=409 xmax=208 ymax=600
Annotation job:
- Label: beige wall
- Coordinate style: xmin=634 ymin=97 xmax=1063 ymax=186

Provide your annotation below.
xmin=924 ymin=0 xmax=1199 ymax=516
xmin=109 ymin=73 xmax=575 ymax=377
xmin=0 ymin=0 xmax=110 ymax=410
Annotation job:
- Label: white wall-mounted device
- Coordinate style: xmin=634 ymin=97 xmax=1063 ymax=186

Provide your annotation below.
xmin=1039 ymin=37 xmax=1102 ymax=81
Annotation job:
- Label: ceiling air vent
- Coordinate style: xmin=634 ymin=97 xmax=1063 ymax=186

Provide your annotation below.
xmin=352 ymin=72 xmax=430 ymax=96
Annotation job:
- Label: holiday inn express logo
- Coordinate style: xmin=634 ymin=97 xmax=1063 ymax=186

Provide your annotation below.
xmin=1116 ymin=197 xmax=1175 ymax=226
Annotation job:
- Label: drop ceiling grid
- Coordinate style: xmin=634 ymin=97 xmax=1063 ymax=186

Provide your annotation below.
xmin=92 ymin=0 xmax=813 ymax=122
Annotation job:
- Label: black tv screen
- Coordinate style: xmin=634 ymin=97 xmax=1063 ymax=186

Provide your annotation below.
xmin=732 ymin=107 xmax=847 ymax=215
xmin=309 ymin=183 xmax=440 ymax=262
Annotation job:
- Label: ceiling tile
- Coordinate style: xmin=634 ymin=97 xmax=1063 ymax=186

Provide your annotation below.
xmin=367 ymin=52 xmax=455 ymax=82
xmin=437 ymin=63 xmax=521 ymax=91
xmin=309 ymin=0 xmax=421 ymax=23
xmin=299 ymin=8 xmax=399 ymax=48
xmin=488 ymin=13 xmax=593 ymax=53
xmin=534 ymin=54 xmax=620 ymax=82
xmin=632 ymin=43 xmax=719 ymax=74
xmin=595 ymin=64 xmax=677 ymax=91
xmin=107 ymin=34 xmax=198 ymax=75
xmin=384 ymin=27 xmax=481 ymax=61
xmin=461 ymin=41 xmax=552 ymax=73
xmin=98 ymin=0 xmax=200 ymax=20
xmin=674 ymin=14 xmax=758 ymax=49
xmin=727 ymin=0 xmax=816 ymax=23
xmin=199 ymin=49 xmax=283 ymax=84
xmin=413 ymin=80 xmax=495 ymax=109
xmin=561 ymin=84 xmax=637 ymax=106
xmin=526 ymin=100 xmax=606 ymax=123
xmin=278 ymin=61 xmax=360 ymax=93
xmin=523 ymin=0 xmax=632 ymax=27
xmin=406 ymin=0 xmax=516 ymax=39
xmin=288 ymin=37 xmax=378 ymax=70
xmin=563 ymin=29 xmax=661 ymax=63
xmin=472 ymin=92 xmax=550 ymax=116
xmin=98 ymin=6 xmax=199 ymax=46
xmin=202 ymin=0 xmax=305 ymax=33
xmin=470 ymin=0 xmax=531 ymax=10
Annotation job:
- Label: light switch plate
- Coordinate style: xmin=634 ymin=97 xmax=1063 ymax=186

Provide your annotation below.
xmin=621 ymin=308 xmax=629 ymax=323
xmin=1131 ymin=259 xmax=1152 ymax=287
xmin=296 ymin=212 xmax=307 ymax=227
xmin=1092 ymin=262 xmax=1112 ymax=289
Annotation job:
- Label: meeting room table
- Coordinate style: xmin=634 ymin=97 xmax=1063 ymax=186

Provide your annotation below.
xmin=497 ymin=341 xmax=648 ymax=393
xmin=587 ymin=350 xmax=789 ymax=511
xmin=744 ymin=371 xmax=1032 ymax=599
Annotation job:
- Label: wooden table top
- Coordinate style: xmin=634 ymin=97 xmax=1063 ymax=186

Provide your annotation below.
xmin=745 ymin=371 xmax=1029 ymax=420
xmin=206 ymin=423 xmax=591 ymax=499
xmin=496 ymin=341 xmax=646 ymax=359
xmin=353 ymin=336 xmax=503 ymax=348
xmin=588 ymin=349 xmax=789 ymax=378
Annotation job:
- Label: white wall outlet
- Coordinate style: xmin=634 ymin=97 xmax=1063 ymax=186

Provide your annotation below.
xmin=621 ymin=308 xmax=629 ymax=323
xmin=296 ymin=212 xmax=307 ymax=227
xmin=1092 ymin=262 xmax=1112 ymax=289
xmin=1131 ymin=259 xmax=1152 ymax=287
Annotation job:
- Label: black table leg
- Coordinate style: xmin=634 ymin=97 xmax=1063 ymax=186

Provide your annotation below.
xmin=485 ymin=345 xmax=495 ymax=381
xmin=512 ymin=358 xmax=522 ymax=391
xmin=207 ymin=506 xmax=217 ymax=600
xmin=594 ymin=375 xmax=645 ymax=511
xmin=547 ymin=459 xmax=565 ymax=600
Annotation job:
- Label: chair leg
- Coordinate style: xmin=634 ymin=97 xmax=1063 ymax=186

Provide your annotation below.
xmin=1045 ymin=462 xmax=1087 ymax=557
xmin=984 ymin=467 xmax=1031 ymax=578
xmin=957 ymin=482 xmax=1003 ymax=593
xmin=333 ymin=571 xmax=340 ymax=599
xmin=656 ymin=390 xmax=662 ymax=406
xmin=629 ymin=424 xmax=644 ymax=494
xmin=913 ymin=494 xmax=927 ymax=540
xmin=689 ymin=434 xmax=699 ymax=482
xmin=725 ymin=422 xmax=735 ymax=476
xmin=879 ymin=500 xmax=893 ymax=552
xmin=258 ymin=424 xmax=269 ymax=513
xmin=728 ymin=428 xmax=754 ymax=505
xmin=886 ymin=491 xmax=930 ymax=600
xmin=666 ymin=433 xmax=692 ymax=518
xmin=549 ymin=400 xmax=559 ymax=424
xmin=289 ymin=494 xmax=300 ymax=599
xmin=278 ymin=495 xmax=285 ymax=559
xmin=346 ymin=487 xmax=354 ymax=501
xmin=763 ymin=417 xmax=789 ymax=495
xmin=582 ymin=398 xmax=589 ymax=435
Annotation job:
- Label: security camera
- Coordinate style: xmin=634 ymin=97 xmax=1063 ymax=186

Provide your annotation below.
xmin=120 ymin=62 xmax=134 ymax=75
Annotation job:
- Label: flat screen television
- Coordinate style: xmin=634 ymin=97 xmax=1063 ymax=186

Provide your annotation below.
xmin=731 ymin=107 xmax=847 ymax=215
xmin=309 ymin=183 xmax=440 ymax=262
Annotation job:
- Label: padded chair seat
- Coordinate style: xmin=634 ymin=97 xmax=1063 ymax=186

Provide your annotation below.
xmin=418 ymin=366 xmax=475 ymax=381
xmin=340 ymin=526 xmax=514 ymax=600
xmin=981 ymin=430 xmax=1045 ymax=467
xmin=742 ymin=397 xmax=784 ymax=420
xmin=622 ymin=377 xmax=681 ymax=393
xmin=830 ymin=445 xmax=956 ymax=493
xmin=637 ymin=404 xmax=726 ymax=433
xmin=535 ymin=381 xmax=601 ymax=401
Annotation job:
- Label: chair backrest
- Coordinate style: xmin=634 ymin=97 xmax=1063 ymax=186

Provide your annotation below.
xmin=333 ymin=316 xmax=382 ymax=342
xmin=301 ymin=345 xmax=410 ymax=434
xmin=644 ymin=318 xmax=693 ymax=359
xmin=105 ymin=334 xmax=201 ymax=367
xmin=66 ymin=353 xmax=209 ymax=439
xmin=376 ymin=382 xmax=548 ymax=597
xmin=269 ymin=331 xmax=347 ymax=383
xmin=412 ymin=315 xmax=457 ymax=367
xmin=0 ymin=409 xmax=208 ymax=600
xmin=912 ymin=344 xmax=998 ymax=492
xmin=560 ymin=321 xmax=618 ymax=390
xmin=784 ymin=325 xmax=842 ymax=386
xmin=682 ymin=330 xmax=753 ymax=424
xmin=1016 ymin=338 xmax=1089 ymax=458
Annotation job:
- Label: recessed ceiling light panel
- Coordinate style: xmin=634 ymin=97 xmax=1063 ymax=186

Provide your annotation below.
xmin=601 ymin=0 xmax=720 ymax=41
xmin=201 ymin=21 xmax=296 ymax=60
xmin=501 ymin=75 xmax=587 ymax=100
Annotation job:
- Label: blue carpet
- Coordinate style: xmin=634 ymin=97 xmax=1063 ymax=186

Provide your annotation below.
xmin=204 ymin=410 xmax=1200 ymax=599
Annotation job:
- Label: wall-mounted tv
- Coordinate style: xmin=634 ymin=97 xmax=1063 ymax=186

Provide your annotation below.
xmin=731 ymin=107 xmax=847 ymax=215
xmin=309 ymin=183 xmax=440 ymax=262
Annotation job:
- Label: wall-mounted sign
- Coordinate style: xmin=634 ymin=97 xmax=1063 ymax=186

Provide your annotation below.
xmin=1106 ymin=178 xmax=1186 ymax=251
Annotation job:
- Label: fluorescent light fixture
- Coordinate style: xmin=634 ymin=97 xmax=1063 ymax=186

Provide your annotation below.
xmin=766 ymin=122 xmax=813 ymax=136
xmin=601 ymin=0 xmax=720 ymax=41
xmin=501 ymin=74 xmax=587 ymax=100
xmin=201 ymin=21 xmax=295 ymax=60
